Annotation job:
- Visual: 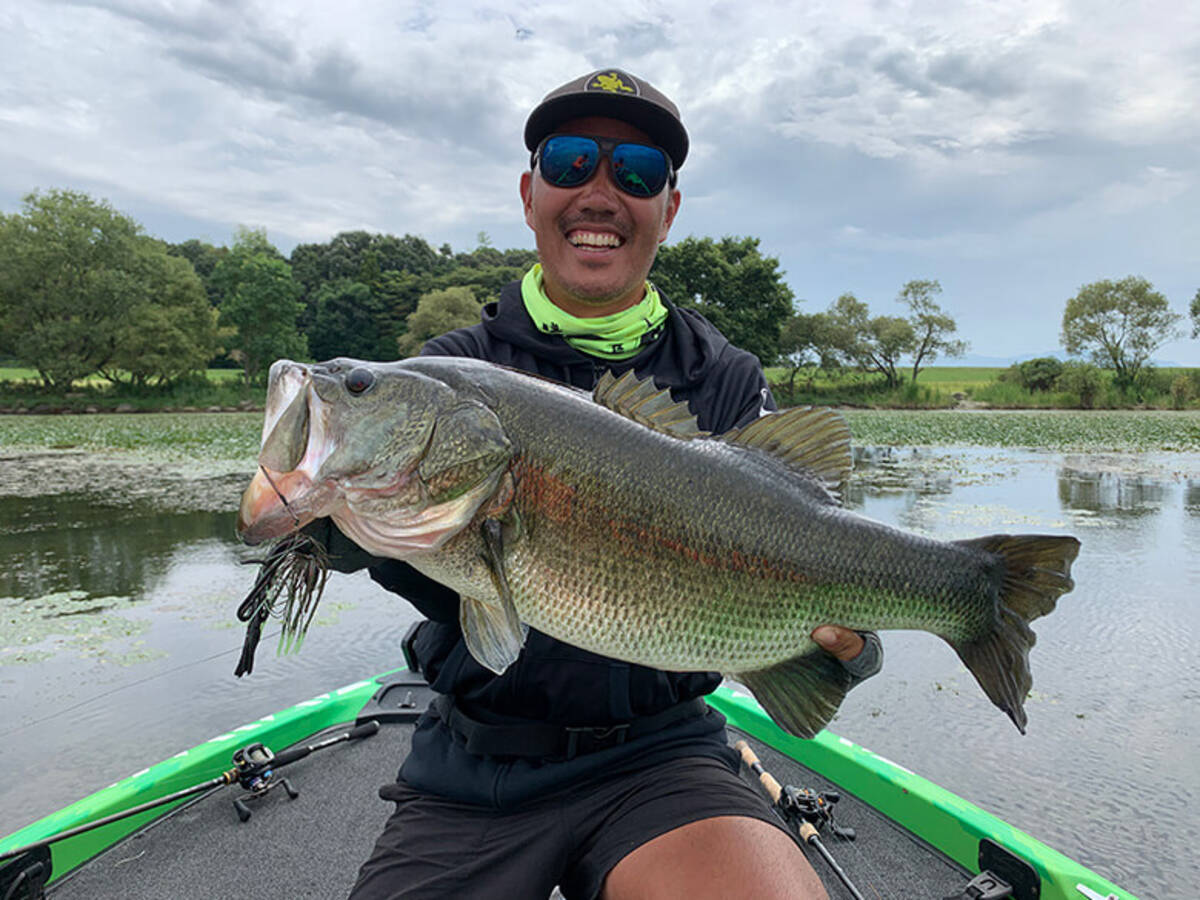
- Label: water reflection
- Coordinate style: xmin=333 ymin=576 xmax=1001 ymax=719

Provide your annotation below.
xmin=1186 ymin=481 xmax=1200 ymax=512
xmin=1057 ymin=467 xmax=1167 ymax=516
xmin=0 ymin=492 xmax=238 ymax=599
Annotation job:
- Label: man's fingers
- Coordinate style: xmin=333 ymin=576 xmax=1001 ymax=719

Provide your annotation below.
xmin=811 ymin=625 xmax=865 ymax=662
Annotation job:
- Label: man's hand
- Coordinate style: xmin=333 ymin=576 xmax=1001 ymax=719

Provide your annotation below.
xmin=811 ymin=625 xmax=882 ymax=683
xmin=811 ymin=625 xmax=862 ymax=661
xmin=302 ymin=518 xmax=385 ymax=574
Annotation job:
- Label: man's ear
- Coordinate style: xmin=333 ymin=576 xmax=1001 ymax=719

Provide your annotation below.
xmin=658 ymin=188 xmax=681 ymax=243
xmin=520 ymin=171 xmax=535 ymax=229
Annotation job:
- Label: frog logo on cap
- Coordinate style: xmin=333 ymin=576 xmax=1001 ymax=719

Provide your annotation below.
xmin=587 ymin=70 xmax=638 ymax=95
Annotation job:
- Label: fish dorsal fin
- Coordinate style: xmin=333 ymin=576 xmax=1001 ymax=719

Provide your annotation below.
xmin=593 ymin=369 xmax=707 ymax=439
xmin=723 ymin=406 xmax=852 ymax=501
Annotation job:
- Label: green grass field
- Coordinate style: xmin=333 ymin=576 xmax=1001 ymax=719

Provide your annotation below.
xmin=0 ymin=367 xmax=244 ymax=383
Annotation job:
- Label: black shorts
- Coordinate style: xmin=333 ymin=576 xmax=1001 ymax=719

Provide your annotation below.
xmin=348 ymin=754 xmax=786 ymax=900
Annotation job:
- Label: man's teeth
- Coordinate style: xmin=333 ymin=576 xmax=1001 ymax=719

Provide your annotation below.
xmin=567 ymin=231 xmax=622 ymax=248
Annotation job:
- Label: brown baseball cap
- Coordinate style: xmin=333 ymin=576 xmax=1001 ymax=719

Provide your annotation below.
xmin=524 ymin=68 xmax=689 ymax=170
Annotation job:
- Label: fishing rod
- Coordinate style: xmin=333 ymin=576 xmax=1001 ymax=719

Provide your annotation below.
xmin=735 ymin=739 xmax=866 ymax=900
xmin=0 ymin=720 xmax=380 ymax=865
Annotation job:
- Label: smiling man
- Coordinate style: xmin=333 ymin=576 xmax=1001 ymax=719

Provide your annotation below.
xmin=347 ymin=69 xmax=881 ymax=900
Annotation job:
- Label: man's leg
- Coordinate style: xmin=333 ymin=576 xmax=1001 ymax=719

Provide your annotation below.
xmin=560 ymin=756 xmax=828 ymax=900
xmin=601 ymin=815 xmax=828 ymax=900
xmin=349 ymin=780 xmax=567 ymax=900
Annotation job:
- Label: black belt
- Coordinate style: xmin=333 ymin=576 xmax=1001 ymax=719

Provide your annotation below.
xmin=432 ymin=695 xmax=709 ymax=760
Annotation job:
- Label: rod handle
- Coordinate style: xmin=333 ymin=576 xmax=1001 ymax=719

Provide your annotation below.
xmin=348 ymin=720 xmax=380 ymax=740
xmin=734 ymin=740 xmax=782 ymax=804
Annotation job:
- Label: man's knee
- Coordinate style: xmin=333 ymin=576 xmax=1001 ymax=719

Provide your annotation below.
xmin=601 ymin=815 xmax=828 ymax=900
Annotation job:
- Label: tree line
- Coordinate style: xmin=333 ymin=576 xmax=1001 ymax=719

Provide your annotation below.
xmin=2 ymin=189 xmax=1197 ymax=393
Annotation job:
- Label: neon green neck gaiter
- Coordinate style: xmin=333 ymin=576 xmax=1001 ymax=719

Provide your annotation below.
xmin=520 ymin=264 xmax=668 ymax=361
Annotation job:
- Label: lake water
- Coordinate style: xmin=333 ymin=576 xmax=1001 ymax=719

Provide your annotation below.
xmin=1 ymin=436 xmax=1197 ymax=899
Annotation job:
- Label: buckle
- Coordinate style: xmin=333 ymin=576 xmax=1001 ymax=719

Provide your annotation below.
xmin=564 ymin=722 xmax=631 ymax=760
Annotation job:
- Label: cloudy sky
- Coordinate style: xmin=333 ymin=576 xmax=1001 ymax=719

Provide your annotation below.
xmin=2 ymin=0 xmax=1197 ymax=363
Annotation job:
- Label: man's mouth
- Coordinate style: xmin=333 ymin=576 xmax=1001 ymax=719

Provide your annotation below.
xmin=566 ymin=229 xmax=624 ymax=251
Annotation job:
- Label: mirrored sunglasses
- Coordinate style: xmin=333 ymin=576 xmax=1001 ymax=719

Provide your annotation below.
xmin=533 ymin=134 xmax=674 ymax=199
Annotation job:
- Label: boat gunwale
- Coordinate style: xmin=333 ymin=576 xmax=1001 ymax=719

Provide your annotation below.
xmin=2 ymin=674 xmax=1137 ymax=900
xmin=707 ymin=686 xmax=1137 ymax=900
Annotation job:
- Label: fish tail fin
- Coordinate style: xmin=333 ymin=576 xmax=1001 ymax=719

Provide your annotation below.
xmin=734 ymin=648 xmax=853 ymax=739
xmin=948 ymin=534 xmax=1081 ymax=734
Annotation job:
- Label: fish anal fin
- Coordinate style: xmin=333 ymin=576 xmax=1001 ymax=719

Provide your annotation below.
xmin=948 ymin=534 xmax=1082 ymax=733
xmin=734 ymin=648 xmax=853 ymax=739
xmin=593 ymin=370 xmax=707 ymax=440
xmin=722 ymin=407 xmax=852 ymax=501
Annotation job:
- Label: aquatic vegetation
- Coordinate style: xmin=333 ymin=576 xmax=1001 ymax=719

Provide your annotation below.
xmin=842 ymin=410 xmax=1200 ymax=451
xmin=0 ymin=590 xmax=162 ymax=666
xmin=0 ymin=413 xmax=262 ymax=461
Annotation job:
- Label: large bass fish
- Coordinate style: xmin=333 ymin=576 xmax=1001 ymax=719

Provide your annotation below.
xmin=237 ymin=356 xmax=1080 ymax=739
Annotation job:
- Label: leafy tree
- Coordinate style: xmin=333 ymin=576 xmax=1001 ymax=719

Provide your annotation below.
xmin=167 ymin=239 xmax=228 ymax=306
xmin=397 ymin=287 xmax=482 ymax=357
xmin=651 ymin=236 xmax=794 ymax=365
xmin=213 ymin=228 xmax=306 ymax=384
xmin=1000 ymin=357 xmax=1064 ymax=392
xmin=1055 ymin=361 xmax=1104 ymax=409
xmin=778 ymin=311 xmax=842 ymax=400
xmin=309 ymin=279 xmax=397 ymax=362
xmin=435 ymin=265 xmax=528 ymax=303
xmin=1190 ymin=287 xmax=1200 ymax=339
xmin=1061 ymin=276 xmax=1181 ymax=387
xmin=898 ymin=279 xmax=967 ymax=381
xmin=103 ymin=248 xmax=220 ymax=385
xmin=824 ymin=293 xmax=916 ymax=388
xmin=0 ymin=189 xmax=147 ymax=387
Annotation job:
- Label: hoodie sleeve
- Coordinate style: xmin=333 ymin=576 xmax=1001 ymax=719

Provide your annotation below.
xmin=368 ymin=560 xmax=459 ymax=623
xmin=713 ymin=348 xmax=779 ymax=431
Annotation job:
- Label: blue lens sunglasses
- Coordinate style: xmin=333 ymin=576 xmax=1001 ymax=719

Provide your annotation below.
xmin=532 ymin=134 xmax=676 ymax=199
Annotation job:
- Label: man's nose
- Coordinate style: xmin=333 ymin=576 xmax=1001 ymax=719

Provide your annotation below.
xmin=573 ymin=159 xmax=623 ymax=210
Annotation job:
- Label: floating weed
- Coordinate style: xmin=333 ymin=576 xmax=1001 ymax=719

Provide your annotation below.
xmin=0 ymin=591 xmax=155 ymax=666
xmin=0 ymin=413 xmax=262 ymax=462
xmin=842 ymin=410 xmax=1200 ymax=452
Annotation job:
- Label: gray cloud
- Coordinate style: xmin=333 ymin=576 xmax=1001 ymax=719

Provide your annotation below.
xmin=2 ymin=0 xmax=1198 ymax=363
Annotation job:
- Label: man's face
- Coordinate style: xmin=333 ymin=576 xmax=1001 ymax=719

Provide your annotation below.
xmin=520 ymin=116 xmax=681 ymax=318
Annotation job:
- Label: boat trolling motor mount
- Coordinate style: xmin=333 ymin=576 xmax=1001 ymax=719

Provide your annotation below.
xmin=230 ymin=742 xmax=299 ymax=822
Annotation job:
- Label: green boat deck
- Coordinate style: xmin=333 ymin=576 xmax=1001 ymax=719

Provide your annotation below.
xmin=1 ymin=674 xmax=1136 ymax=900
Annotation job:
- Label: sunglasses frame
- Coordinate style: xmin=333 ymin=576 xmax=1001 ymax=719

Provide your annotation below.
xmin=531 ymin=134 xmax=677 ymax=198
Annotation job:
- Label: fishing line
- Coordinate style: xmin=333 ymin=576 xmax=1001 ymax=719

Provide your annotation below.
xmin=0 ymin=629 xmax=283 ymax=741
xmin=258 ymin=464 xmax=299 ymax=525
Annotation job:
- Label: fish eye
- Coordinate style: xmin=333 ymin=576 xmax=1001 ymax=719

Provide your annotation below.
xmin=345 ymin=367 xmax=375 ymax=394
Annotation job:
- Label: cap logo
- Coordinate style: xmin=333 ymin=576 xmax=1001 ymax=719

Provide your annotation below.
xmin=587 ymin=70 xmax=638 ymax=95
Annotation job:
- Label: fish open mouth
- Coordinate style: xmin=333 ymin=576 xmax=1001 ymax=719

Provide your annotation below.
xmin=237 ymin=361 xmax=335 ymax=544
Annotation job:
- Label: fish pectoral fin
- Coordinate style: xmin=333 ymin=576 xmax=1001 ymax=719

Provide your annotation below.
xmin=734 ymin=649 xmax=853 ymax=739
xmin=459 ymin=517 xmax=528 ymax=675
xmin=460 ymin=594 xmax=527 ymax=675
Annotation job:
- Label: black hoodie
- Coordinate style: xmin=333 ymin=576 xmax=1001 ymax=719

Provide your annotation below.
xmin=370 ymin=280 xmax=778 ymax=806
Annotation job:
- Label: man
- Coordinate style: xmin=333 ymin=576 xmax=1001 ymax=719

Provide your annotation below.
xmin=345 ymin=69 xmax=881 ymax=899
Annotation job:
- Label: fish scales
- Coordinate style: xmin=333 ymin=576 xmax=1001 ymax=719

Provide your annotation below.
xmin=237 ymin=356 xmax=1081 ymax=738
xmin=402 ymin=360 xmax=998 ymax=666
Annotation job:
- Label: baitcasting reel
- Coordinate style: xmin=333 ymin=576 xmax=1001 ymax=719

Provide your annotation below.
xmin=230 ymin=742 xmax=299 ymax=822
